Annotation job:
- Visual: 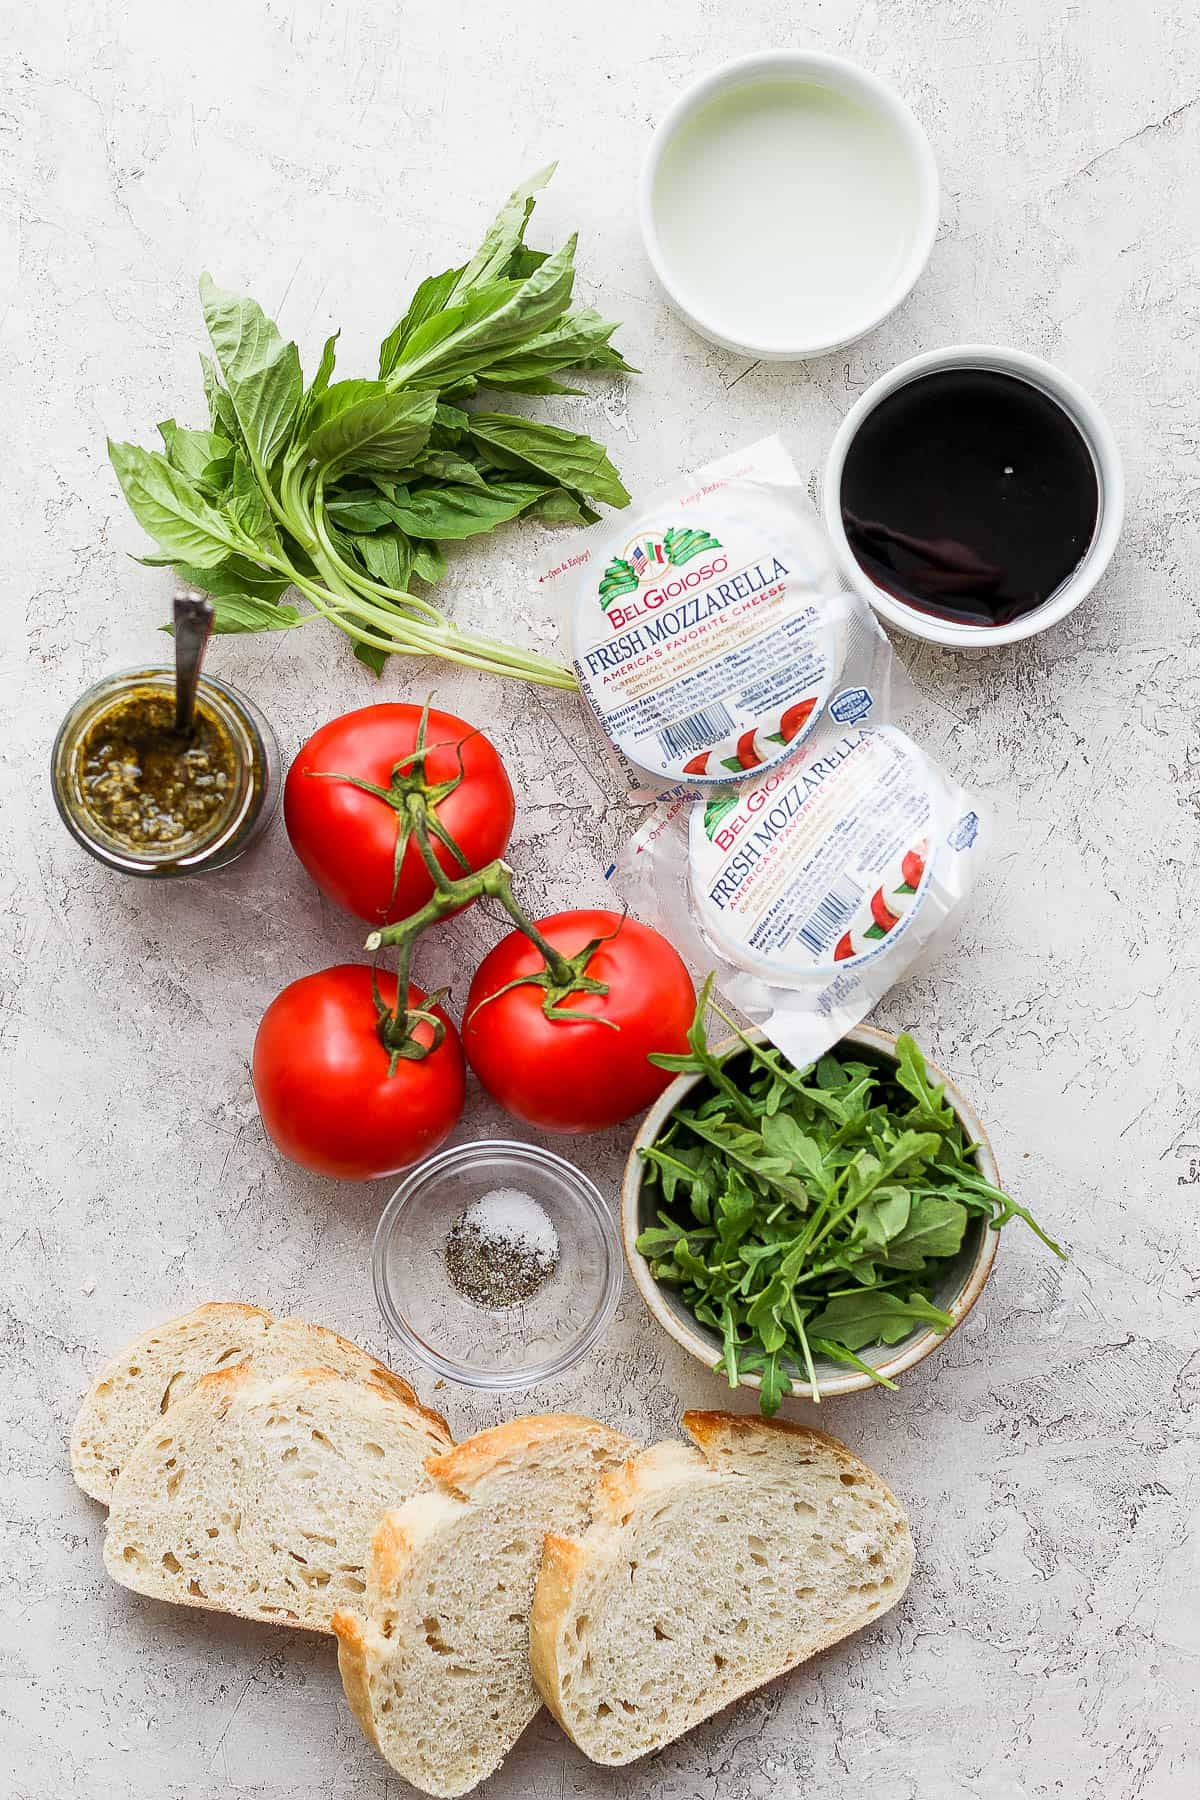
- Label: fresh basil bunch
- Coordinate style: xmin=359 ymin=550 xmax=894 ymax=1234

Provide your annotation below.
xmin=637 ymin=982 xmax=1066 ymax=1414
xmin=109 ymin=167 xmax=633 ymax=688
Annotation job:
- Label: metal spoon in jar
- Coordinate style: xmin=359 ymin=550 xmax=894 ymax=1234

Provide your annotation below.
xmin=173 ymin=589 xmax=215 ymax=738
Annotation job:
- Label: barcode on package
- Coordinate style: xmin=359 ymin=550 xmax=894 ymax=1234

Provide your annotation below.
xmin=796 ymin=876 xmax=864 ymax=955
xmin=656 ymin=702 xmax=736 ymax=763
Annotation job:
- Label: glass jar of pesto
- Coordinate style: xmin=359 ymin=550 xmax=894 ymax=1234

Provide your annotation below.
xmin=51 ymin=668 xmax=280 ymax=876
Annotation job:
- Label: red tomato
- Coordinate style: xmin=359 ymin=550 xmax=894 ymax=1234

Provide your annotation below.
xmin=284 ymin=704 xmax=515 ymax=925
xmin=834 ymin=932 xmax=855 ymax=962
xmin=683 ymin=751 xmax=710 ymax=775
xmin=463 ymin=911 xmax=695 ymax=1134
xmin=253 ymin=965 xmax=465 ymax=1180
xmin=780 ymin=696 xmax=816 ymax=742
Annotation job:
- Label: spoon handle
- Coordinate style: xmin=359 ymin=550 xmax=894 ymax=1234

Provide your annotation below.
xmin=173 ymin=589 xmax=215 ymax=737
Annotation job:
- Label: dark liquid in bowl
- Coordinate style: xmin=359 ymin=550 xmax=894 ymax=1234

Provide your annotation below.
xmin=839 ymin=368 xmax=1100 ymax=627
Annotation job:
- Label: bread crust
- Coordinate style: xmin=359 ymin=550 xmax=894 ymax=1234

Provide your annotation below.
xmin=529 ymin=1413 xmax=913 ymax=1764
xmin=332 ymin=1611 xmax=382 ymax=1745
xmin=334 ymin=1416 xmax=634 ymax=1794
xmin=71 ymin=1303 xmax=450 ymax=1503
xmin=526 ymin=1531 xmax=584 ymax=1729
xmin=427 ymin=1413 xmax=624 ymax=1497
xmin=102 ymin=1364 xmax=447 ymax=1635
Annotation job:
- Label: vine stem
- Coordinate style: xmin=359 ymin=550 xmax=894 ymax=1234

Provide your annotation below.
xmin=367 ymin=858 xmax=577 ymax=989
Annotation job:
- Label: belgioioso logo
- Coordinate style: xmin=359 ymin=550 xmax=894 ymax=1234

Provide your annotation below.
xmin=599 ymin=525 xmax=723 ymax=611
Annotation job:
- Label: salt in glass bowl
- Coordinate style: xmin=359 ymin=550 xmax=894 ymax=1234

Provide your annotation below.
xmin=373 ymin=1140 xmax=623 ymax=1391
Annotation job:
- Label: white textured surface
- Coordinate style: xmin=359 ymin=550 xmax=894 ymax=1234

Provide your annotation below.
xmin=2 ymin=3 xmax=1198 ymax=1796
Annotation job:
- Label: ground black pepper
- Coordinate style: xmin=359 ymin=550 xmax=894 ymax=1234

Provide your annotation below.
xmin=443 ymin=1206 xmax=559 ymax=1308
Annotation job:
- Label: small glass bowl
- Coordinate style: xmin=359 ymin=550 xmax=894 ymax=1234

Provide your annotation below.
xmin=373 ymin=1140 xmax=623 ymax=1391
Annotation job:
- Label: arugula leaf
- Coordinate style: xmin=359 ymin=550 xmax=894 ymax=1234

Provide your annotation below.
xmin=636 ymin=989 xmax=1067 ymax=1414
xmin=198 ymin=275 xmax=302 ymax=472
xmin=893 ymin=1032 xmax=958 ymax=1131
xmin=881 ymin=1196 xmax=968 ymax=1267
xmin=808 ymin=1290 xmax=954 ymax=1351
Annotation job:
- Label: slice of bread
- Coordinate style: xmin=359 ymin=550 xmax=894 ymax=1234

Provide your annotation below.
xmin=72 ymin=1302 xmax=434 ymax=1504
xmin=103 ymin=1363 xmax=452 ymax=1633
xmin=333 ymin=1414 xmax=633 ymax=1798
xmin=529 ymin=1410 xmax=913 ymax=1765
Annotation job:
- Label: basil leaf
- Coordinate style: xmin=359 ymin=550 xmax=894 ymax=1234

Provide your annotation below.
xmin=198 ymin=275 xmax=303 ymax=472
xmin=324 ymin=494 xmax=394 ymax=531
xmin=410 ymin=541 xmax=446 ymax=584
xmin=379 ymin=480 xmax=547 ymax=541
xmin=355 ymin=526 xmax=413 ymax=592
xmin=353 ymin=640 xmax=390 ymax=675
xmin=203 ymin=594 xmax=300 ymax=633
xmin=225 ymin=455 xmax=280 ymax=548
xmin=378 ymin=268 xmax=463 ymax=378
xmin=306 ymin=385 xmax=437 ymax=478
xmin=200 ymin=354 xmax=241 ymax=444
xmin=387 ymin=237 xmax=578 ymax=387
xmin=466 ymin=413 xmax=630 ymax=507
xmin=167 ymin=556 xmax=289 ymax=605
xmin=108 ymin=440 xmax=240 ymax=567
xmin=311 ymin=331 xmax=339 ymax=394
xmin=474 ymin=307 xmax=634 ymax=391
xmin=409 ymin=450 xmax=489 ymax=490
xmin=157 ymin=420 xmax=230 ymax=491
xmin=452 ymin=163 xmax=555 ymax=295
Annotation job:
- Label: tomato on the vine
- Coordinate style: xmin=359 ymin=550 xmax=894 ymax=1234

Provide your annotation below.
xmin=284 ymin=703 xmax=514 ymax=926
xmin=462 ymin=910 xmax=695 ymax=1134
xmin=252 ymin=964 xmax=464 ymax=1180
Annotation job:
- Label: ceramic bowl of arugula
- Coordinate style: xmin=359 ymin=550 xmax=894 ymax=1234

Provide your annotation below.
xmin=622 ymin=997 xmax=1064 ymax=1412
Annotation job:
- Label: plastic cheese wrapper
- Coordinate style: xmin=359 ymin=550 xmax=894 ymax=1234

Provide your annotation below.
xmin=610 ymin=721 xmax=985 ymax=1066
xmin=563 ymin=436 xmax=894 ymax=789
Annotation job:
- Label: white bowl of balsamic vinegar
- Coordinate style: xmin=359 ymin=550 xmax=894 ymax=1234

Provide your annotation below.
xmin=823 ymin=345 xmax=1125 ymax=647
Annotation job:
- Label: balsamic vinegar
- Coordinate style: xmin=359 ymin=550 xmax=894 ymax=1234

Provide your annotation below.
xmin=839 ymin=367 xmax=1100 ymax=627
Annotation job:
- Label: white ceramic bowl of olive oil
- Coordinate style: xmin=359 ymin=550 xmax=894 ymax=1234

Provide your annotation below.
xmin=639 ymin=51 xmax=939 ymax=360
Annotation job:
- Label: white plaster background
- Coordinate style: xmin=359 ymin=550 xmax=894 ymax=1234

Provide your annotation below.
xmin=2 ymin=2 xmax=1198 ymax=1795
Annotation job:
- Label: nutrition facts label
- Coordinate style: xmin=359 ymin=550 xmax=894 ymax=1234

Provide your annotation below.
xmin=690 ymin=729 xmax=933 ymax=976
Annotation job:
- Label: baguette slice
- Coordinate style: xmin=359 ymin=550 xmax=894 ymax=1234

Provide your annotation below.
xmin=333 ymin=1415 xmax=633 ymax=1798
xmin=72 ymin=1302 xmax=436 ymax=1503
xmin=104 ymin=1363 xmax=452 ymax=1633
xmin=530 ymin=1410 xmax=913 ymax=1765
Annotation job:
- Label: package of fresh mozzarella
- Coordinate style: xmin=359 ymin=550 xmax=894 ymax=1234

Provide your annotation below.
xmin=569 ymin=437 xmax=893 ymax=788
xmin=610 ymin=721 xmax=985 ymax=1066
